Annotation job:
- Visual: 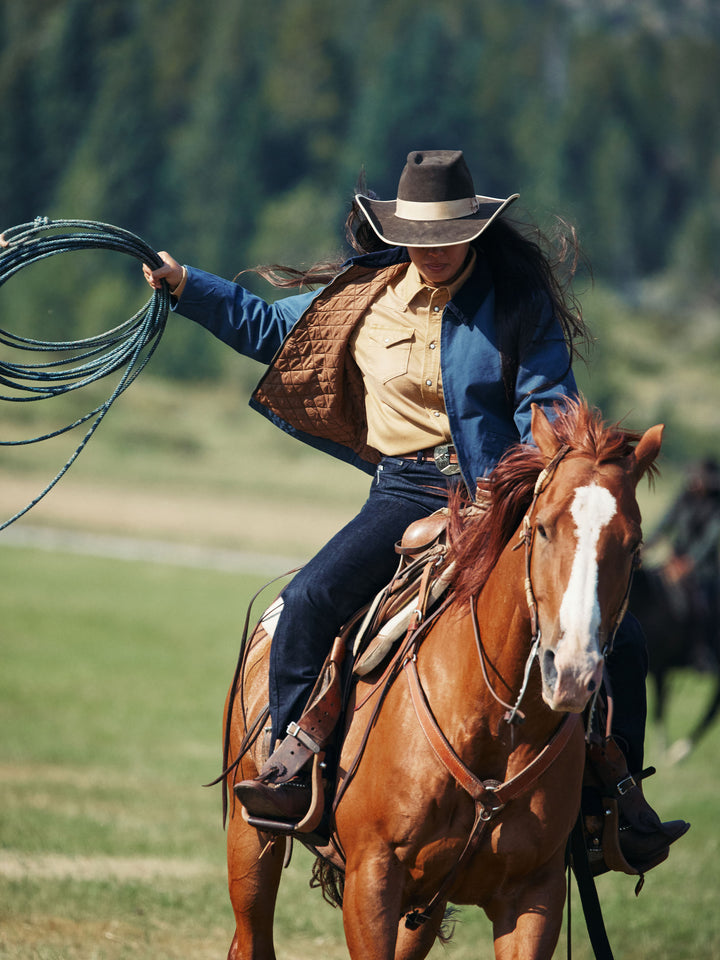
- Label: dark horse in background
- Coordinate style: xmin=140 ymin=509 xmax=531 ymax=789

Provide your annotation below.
xmin=630 ymin=561 xmax=720 ymax=760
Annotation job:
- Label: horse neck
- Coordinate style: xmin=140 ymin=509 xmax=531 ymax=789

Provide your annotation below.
xmin=473 ymin=529 xmax=543 ymax=709
xmin=449 ymin=524 xmax=559 ymax=767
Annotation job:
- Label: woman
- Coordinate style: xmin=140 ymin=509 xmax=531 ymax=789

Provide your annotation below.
xmin=144 ymin=150 xmax=686 ymax=867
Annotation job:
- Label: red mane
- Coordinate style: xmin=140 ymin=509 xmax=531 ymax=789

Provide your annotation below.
xmin=448 ymin=398 xmax=652 ymax=607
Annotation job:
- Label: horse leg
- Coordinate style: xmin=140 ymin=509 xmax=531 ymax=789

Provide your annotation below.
xmin=225 ymin=808 xmax=286 ymax=960
xmin=342 ymin=855 xmax=405 ymax=960
xmin=393 ymin=902 xmax=446 ymax=960
xmin=487 ymin=865 xmax=566 ymax=960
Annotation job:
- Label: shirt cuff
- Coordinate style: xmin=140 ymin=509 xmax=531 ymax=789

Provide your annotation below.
xmin=170 ymin=266 xmax=188 ymax=300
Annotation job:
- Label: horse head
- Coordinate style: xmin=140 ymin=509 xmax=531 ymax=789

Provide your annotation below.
xmin=527 ymin=402 xmax=663 ymax=713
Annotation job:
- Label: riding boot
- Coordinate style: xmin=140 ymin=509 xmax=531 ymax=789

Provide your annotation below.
xmin=584 ymin=614 xmax=690 ymax=875
xmin=233 ymin=733 xmax=315 ymax=821
xmin=234 ymin=636 xmax=346 ymax=822
xmin=584 ymin=734 xmax=690 ymax=876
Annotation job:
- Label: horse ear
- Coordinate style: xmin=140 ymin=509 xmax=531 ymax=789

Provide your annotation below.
xmin=531 ymin=403 xmax=562 ymax=460
xmin=631 ymin=423 xmax=664 ymax=481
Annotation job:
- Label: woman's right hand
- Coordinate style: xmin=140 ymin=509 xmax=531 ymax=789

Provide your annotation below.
xmin=142 ymin=251 xmax=184 ymax=292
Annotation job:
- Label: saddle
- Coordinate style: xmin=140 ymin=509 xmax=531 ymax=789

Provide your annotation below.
xmin=241 ymin=509 xmax=455 ymax=838
xmin=352 ymin=509 xmax=454 ymax=676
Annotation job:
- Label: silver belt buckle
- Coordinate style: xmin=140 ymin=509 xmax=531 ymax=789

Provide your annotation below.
xmin=433 ymin=444 xmax=460 ymax=476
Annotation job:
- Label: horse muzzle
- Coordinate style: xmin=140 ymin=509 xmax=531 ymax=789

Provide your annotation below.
xmin=539 ymin=645 xmax=604 ymax=713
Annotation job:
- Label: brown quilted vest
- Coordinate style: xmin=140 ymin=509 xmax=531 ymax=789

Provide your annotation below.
xmin=251 ymin=262 xmax=407 ymax=467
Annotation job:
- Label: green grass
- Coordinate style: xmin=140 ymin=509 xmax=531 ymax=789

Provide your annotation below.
xmin=1 ymin=544 xmax=719 ymax=959
xmin=1 ymin=372 xmax=718 ymax=958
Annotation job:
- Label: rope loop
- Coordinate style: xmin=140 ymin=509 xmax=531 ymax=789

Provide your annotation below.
xmin=0 ymin=217 xmax=170 ymax=530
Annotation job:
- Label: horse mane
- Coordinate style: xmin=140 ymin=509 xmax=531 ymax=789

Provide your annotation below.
xmin=447 ymin=398 xmax=653 ymax=607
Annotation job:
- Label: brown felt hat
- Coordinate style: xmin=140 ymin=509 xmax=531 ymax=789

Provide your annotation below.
xmin=356 ymin=150 xmax=519 ymax=248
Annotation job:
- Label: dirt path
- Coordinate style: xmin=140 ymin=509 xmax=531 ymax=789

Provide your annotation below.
xmin=1 ymin=523 xmax=302 ymax=575
xmin=0 ymin=850 xmax=223 ymax=882
xmin=0 ymin=474 xmax=357 ymax=568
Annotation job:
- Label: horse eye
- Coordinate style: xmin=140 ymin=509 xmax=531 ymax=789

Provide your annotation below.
xmin=536 ymin=522 xmax=548 ymax=540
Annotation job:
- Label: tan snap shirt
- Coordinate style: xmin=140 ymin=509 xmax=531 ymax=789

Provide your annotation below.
xmin=350 ymin=251 xmax=476 ymax=456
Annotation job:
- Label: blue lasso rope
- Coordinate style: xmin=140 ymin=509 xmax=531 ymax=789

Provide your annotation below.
xmin=0 ymin=216 xmax=169 ymax=530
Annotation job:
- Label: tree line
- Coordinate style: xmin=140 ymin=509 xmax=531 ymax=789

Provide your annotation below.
xmin=1 ymin=0 xmax=718 ymax=383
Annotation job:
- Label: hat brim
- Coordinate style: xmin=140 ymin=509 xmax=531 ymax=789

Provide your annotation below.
xmin=355 ymin=194 xmax=519 ymax=248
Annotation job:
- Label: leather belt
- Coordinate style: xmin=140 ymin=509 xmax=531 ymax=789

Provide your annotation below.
xmin=404 ymin=443 xmax=460 ymax=476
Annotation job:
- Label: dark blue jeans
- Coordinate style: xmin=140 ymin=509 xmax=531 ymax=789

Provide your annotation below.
xmin=268 ymin=456 xmax=466 ymax=742
xmin=606 ymin=612 xmax=649 ymax=773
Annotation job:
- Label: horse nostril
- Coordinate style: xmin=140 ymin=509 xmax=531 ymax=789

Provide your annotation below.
xmin=542 ymin=648 xmax=558 ymax=689
xmin=588 ymin=678 xmax=596 ymax=693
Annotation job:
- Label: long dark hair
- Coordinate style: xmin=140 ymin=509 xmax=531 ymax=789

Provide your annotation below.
xmin=245 ymin=174 xmax=592 ymax=393
xmin=476 ymin=213 xmax=592 ymax=396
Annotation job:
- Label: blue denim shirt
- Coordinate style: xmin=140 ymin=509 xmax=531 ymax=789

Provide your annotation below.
xmin=175 ymin=246 xmax=577 ymax=488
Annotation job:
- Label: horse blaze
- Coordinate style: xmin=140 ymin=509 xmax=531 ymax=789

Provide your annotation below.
xmin=555 ymin=482 xmax=616 ymax=701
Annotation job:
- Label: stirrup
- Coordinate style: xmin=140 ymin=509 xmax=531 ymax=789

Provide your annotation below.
xmin=241 ymin=752 xmax=327 ymax=835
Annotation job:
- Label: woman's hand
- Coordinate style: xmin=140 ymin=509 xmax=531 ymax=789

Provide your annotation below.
xmin=142 ymin=251 xmax=184 ymax=292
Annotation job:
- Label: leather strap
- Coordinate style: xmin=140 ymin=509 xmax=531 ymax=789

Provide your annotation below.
xmin=569 ymin=817 xmax=616 ymax=959
xmin=404 ymin=654 xmax=582 ymax=807
xmin=402 ymin=654 xmax=582 ymax=930
xmin=402 ymin=655 xmax=581 ymax=930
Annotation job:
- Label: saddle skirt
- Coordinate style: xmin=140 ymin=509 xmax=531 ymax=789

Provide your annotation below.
xmin=352 ymin=509 xmax=454 ymax=676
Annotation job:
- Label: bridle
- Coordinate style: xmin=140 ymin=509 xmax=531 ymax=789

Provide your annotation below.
xmin=472 ymin=443 xmax=641 ymax=727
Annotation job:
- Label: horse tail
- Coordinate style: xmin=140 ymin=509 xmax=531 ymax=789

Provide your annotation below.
xmin=310 ymin=857 xmax=345 ymax=909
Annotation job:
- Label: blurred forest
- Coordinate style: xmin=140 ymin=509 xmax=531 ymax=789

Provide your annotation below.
xmin=1 ymin=0 xmax=719 ymax=465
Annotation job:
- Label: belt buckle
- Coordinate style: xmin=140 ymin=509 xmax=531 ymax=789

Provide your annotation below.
xmin=433 ymin=444 xmax=460 ymax=476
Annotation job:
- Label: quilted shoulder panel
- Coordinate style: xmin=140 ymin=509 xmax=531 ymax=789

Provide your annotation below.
xmin=252 ymin=263 xmax=406 ymax=461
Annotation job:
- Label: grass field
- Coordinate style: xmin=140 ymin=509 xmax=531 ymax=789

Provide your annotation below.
xmin=1 ymin=544 xmax=719 ymax=959
xmin=1 ymin=376 xmax=719 ymax=958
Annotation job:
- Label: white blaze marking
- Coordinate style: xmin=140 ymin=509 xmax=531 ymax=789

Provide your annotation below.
xmin=559 ymin=483 xmax=617 ymax=650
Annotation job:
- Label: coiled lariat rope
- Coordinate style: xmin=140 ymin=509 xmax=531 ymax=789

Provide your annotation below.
xmin=0 ymin=216 xmax=169 ymax=530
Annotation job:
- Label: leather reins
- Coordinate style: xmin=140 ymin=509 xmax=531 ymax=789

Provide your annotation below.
xmin=467 ymin=443 xmax=572 ymax=726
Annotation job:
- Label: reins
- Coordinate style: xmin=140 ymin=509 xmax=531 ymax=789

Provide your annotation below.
xmin=515 ymin=443 xmax=572 ymax=645
xmin=467 ymin=443 xmax=572 ymax=726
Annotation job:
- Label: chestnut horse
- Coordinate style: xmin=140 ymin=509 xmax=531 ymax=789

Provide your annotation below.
xmin=222 ymin=400 xmax=662 ymax=960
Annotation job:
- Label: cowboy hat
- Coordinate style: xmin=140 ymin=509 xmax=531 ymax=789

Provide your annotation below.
xmin=356 ymin=150 xmax=519 ymax=248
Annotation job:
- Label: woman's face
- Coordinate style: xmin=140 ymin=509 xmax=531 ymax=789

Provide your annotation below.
xmin=406 ymin=242 xmax=472 ymax=287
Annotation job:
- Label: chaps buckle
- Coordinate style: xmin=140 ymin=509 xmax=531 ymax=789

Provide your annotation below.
xmin=616 ymin=773 xmax=637 ymax=796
